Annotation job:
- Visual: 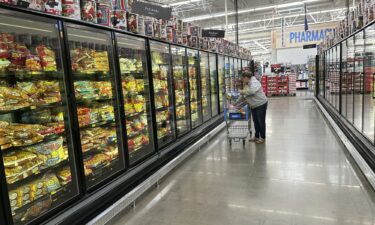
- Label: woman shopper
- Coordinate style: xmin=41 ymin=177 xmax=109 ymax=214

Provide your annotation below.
xmin=240 ymin=72 xmax=268 ymax=144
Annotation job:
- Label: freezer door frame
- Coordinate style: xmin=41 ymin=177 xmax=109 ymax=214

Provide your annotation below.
xmin=62 ymin=22 xmax=127 ymax=192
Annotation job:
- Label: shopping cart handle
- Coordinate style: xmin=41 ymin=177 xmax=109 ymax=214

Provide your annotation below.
xmin=245 ymin=105 xmax=249 ymax=121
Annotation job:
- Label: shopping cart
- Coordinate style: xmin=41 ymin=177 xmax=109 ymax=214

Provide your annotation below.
xmin=224 ymin=92 xmax=252 ymax=146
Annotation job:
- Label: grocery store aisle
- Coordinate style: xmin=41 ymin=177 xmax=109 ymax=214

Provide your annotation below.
xmin=108 ymin=96 xmax=375 ymax=225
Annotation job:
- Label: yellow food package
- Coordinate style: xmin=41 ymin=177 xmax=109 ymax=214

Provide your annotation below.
xmin=30 ymin=179 xmax=45 ymax=201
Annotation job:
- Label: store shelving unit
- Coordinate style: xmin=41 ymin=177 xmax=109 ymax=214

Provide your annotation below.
xmin=0 ymin=5 xmax=251 ymax=225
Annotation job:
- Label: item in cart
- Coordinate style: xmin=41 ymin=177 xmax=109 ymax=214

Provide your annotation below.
xmin=111 ymin=10 xmax=127 ymax=30
xmin=97 ymin=4 xmax=111 ymax=26
xmin=62 ymin=0 xmax=81 ymax=19
xmin=44 ymin=0 xmax=62 ymax=15
xmin=81 ymin=0 xmax=97 ymax=23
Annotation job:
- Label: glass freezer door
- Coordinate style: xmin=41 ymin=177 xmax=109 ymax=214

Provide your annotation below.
xmin=171 ymin=46 xmax=190 ymax=136
xmin=218 ymin=55 xmax=225 ymax=113
xmin=65 ymin=25 xmax=124 ymax=189
xmin=0 ymin=13 xmax=79 ymax=224
xmin=187 ymin=49 xmax=202 ymax=128
xmin=149 ymin=41 xmax=175 ymax=148
xmin=225 ymin=57 xmax=232 ymax=94
xmin=209 ymin=53 xmax=218 ymax=117
xmin=200 ymin=52 xmax=211 ymax=122
xmin=115 ymin=34 xmax=155 ymax=165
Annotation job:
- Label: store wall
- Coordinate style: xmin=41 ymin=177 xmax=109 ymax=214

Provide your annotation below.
xmin=275 ymin=47 xmax=317 ymax=64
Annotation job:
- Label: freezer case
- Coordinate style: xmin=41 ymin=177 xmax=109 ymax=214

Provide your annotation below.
xmin=65 ymin=25 xmax=125 ymax=189
xmin=0 ymin=12 xmax=79 ymax=225
xmin=209 ymin=53 xmax=218 ymax=117
xmin=200 ymin=51 xmax=211 ymax=122
xmin=225 ymin=57 xmax=232 ymax=94
xmin=187 ymin=49 xmax=202 ymax=128
xmin=149 ymin=41 xmax=175 ymax=148
xmin=115 ymin=34 xmax=155 ymax=165
xmin=171 ymin=46 xmax=190 ymax=136
xmin=218 ymin=55 xmax=225 ymax=113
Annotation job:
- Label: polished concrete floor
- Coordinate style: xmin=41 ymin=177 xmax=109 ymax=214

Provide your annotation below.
xmin=108 ymin=96 xmax=375 ymax=225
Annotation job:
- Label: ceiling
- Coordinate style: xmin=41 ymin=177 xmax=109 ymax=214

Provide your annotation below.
xmin=149 ymin=0 xmax=348 ymax=61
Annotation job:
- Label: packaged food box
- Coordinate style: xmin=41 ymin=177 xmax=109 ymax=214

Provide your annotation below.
xmin=127 ymin=13 xmax=138 ymax=33
xmin=62 ymin=0 xmax=80 ymax=19
xmin=81 ymin=0 xmax=97 ymax=23
xmin=97 ymin=4 xmax=111 ymax=26
xmin=111 ymin=10 xmax=127 ymax=30
xmin=44 ymin=0 xmax=62 ymax=15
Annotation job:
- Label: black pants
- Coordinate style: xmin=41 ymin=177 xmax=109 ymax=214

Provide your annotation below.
xmin=251 ymin=102 xmax=268 ymax=139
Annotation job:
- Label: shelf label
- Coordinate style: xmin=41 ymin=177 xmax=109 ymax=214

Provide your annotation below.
xmin=132 ymin=1 xmax=172 ymax=20
xmin=202 ymin=29 xmax=225 ymax=38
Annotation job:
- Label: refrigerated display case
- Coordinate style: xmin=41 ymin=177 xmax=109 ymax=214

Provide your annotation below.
xmin=225 ymin=57 xmax=232 ymax=93
xmin=187 ymin=49 xmax=202 ymax=128
xmin=65 ymin=25 xmax=124 ymax=189
xmin=171 ymin=46 xmax=190 ymax=136
xmin=0 ymin=13 xmax=79 ymax=225
xmin=149 ymin=41 xmax=175 ymax=148
xmin=115 ymin=34 xmax=155 ymax=165
xmin=209 ymin=53 xmax=218 ymax=117
xmin=218 ymin=55 xmax=225 ymax=113
xmin=200 ymin=51 xmax=211 ymax=122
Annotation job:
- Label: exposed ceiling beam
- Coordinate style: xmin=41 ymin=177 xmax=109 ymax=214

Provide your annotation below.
xmin=253 ymin=40 xmax=270 ymax=52
xmin=182 ymin=0 xmax=325 ymax=22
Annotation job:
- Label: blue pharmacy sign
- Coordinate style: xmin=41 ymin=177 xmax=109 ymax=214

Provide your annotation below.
xmin=289 ymin=28 xmax=335 ymax=44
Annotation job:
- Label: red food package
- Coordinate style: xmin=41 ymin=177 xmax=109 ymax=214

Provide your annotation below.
xmin=25 ymin=55 xmax=42 ymax=72
xmin=0 ymin=43 xmax=10 ymax=59
xmin=97 ymin=4 xmax=110 ymax=26
xmin=77 ymin=107 xmax=90 ymax=115
xmin=0 ymin=33 xmax=14 ymax=43
xmin=36 ymin=45 xmax=57 ymax=72
xmin=81 ymin=0 xmax=97 ymax=23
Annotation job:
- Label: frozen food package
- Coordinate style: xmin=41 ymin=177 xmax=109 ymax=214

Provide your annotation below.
xmin=56 ymin=166 xmax=72 ymax=185
xmin=43 ymin=173 xmax=61 ymax=193
xmin=5 ymin=158 xmax=43 ymax=184
xmin=23 ymin=196 xmax=52 ymax=219
xmin=36 ymin=45 xmax=57 ymax=72
xmin=44 ymin=0 xmax=62 ymax=15
xmin=62 ymin=0 xmax=81 ymax=19
xmin=81 ymin=0 xmax=97 ymax=23
xmin=3 ymin=151 xmax=37 ymax=167
xmin=97 ymin=4 xmax=111 ymax=26
xmin=111 ymin=10 xmax=127 ymax=30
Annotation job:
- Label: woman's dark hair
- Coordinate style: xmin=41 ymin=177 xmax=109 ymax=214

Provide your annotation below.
xmin=242 ymin=72 xmax=253 ymax=78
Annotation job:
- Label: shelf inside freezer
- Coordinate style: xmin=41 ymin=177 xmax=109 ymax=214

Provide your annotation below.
xmin=0 ymin=71 xmax=63 ymax=81
xmin=79 ymin=120 xmax=116 ymax=130
xmin=0 ymin=101 xmax=63 ymax=115
xmin=72 ymin=72 xmax=111 ymax=81
xmin=7 ymin=159 xmax=69 ymax=191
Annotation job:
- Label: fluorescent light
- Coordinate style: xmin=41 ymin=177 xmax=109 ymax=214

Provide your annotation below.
xmin=183 ymin=0 xmax=323 ymax=22
xmin=165 ymin=0 xmax=200 ymax=7
xmin=207 ymin=8 xmax=345 ymax=30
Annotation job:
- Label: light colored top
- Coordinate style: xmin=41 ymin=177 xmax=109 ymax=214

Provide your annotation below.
xmin=240 ymin=76 xmax=268 ymax=109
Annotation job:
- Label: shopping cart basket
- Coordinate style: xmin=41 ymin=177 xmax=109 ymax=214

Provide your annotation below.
xmin=224 ymin=99 xmax=252 ymax=146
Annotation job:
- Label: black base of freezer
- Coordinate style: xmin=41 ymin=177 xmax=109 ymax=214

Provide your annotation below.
xmin=317 ymin=96 xmax=375 ymax=172
xmin=44 ymin=115 xmax=223 ymax=225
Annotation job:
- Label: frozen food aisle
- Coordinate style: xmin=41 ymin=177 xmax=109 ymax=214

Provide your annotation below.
xmin=108 ymin=96 xmax=375 ymax=225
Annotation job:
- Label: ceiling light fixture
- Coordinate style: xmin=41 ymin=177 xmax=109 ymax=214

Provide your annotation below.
xmin=183 ymin=0 xmax=323 ymax=22
xmin=164 ymin=0 xmax=201 ymax=7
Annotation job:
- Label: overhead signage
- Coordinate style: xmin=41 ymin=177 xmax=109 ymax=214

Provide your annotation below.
xmin=272 ymin=22 xmax=338 ymax=49
xmin=132 ymin=0 xmax=172 ymax=20
xmin=303 ymin=44 xmax=317 ymax=49
xmin=202 ymin=29 xmax=225 ymax=38
xmin=289 ymin=28 xmax=334 ymax=44
xmin=271 ymin=64 xmax=284 ymax=73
